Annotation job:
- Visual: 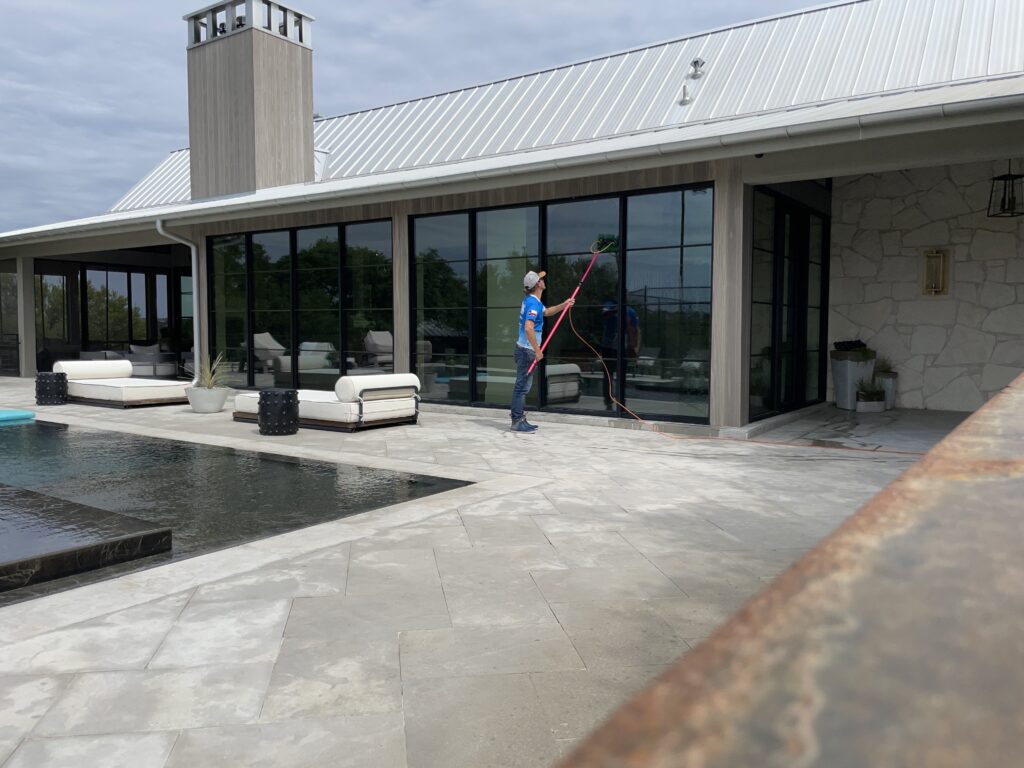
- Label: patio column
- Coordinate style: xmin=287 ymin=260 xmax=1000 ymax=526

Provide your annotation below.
xmin=16 ymin=255 xmax=36 ymax=377
xmin=710 ymin=159 xmax=752 ymax=428
xmin=392 ymin=201 xmax=410 ymax=374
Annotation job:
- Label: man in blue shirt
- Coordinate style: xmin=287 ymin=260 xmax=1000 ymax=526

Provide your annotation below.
xmin=510 ymin=270 xmax=574 ymax=432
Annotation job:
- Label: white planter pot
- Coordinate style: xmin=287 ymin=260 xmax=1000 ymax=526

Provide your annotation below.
xmin=830 ymin=353 xmax=876 ymax=411
xmin=856 ymin=399 xmax=886 ymax=413
xmin=878 ymin=373 xmax=897 ymax=410
xmin=186 ymin=386 xmax=229 ymax=413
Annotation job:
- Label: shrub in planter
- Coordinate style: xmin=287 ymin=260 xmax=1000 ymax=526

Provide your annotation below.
xmin=186 ymin=352 xmax=231 ymax=413
xmin=874 ymin=355 xmax=898 ymax=410
xmin=830 ymin=340 xmax=876 ymax=410
xmin=856 ymin=376 xmax=886 ymax=413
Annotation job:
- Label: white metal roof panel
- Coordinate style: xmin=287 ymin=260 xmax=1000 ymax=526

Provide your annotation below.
xmin=111 ymin=0 xmax=1024 ymax=213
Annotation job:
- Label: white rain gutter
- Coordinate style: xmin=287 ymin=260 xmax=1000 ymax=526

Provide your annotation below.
xmin=155 ymin=219 xmax=200 ymax=386
xmin=3 ymin=90 xmax=1024 ymax=245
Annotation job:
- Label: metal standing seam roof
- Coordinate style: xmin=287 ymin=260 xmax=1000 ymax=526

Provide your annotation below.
xmin=111 ymin=0 xmax=1024 ymax=213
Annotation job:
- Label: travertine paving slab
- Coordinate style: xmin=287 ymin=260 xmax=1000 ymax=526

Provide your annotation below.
xmin=148 ymin=598 xmax=289 ymax=668
xmin=550 ymin=600 xmax=691 ymax=668
xmin=530 ymin=666 xmax=667 ymax=740
xmin=399 ymin=624 xmax=584 ymax=679
xmin=192 ymin=546 xmax=351 ymax=602
xmin=404 ymin=674 xmax=560 ymax=768
xmin=462 ymin=515 xmax=550 ymax=548
xmin=441 ymin=571 xmax=556 ymax=627
xmin=5 ymin=733 xmax=176 ymax=768
xmin=0 ymin=593 xmax=189 ymax=674
xmin=165 ymin=715 xmax=407 ymax=768
xmin=34 ymin=664 xmax=274 ymax=736
xmin=260 ymin=635 xmax=401 ymax=720
xmin=542 ymin=531 xmax=651 ymax=568
xmin=0 ymin=675 xmax=66 ymax=764
xmin=286 ymin=592 xmax=450 ymax=642
xmin=344 ymin=548 xmax=443 ymax=597
xmin=532 ymin=564 xmax=685 ymax=603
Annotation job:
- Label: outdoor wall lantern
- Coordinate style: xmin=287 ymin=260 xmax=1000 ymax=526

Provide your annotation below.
xmin=987 ymin=160 xmax=1024 ymax=217
xmin=922 ymin=248 xmax=950 ymax=296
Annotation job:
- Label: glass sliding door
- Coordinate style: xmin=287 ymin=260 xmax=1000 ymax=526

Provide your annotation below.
xmin=474 ymin=206 xmax=539 ymax=408
xmin=544 ymin=197 xmax=620 ymax=414
xmin=413 ymin=214 xmax=470 ymax=401
xmin=0 ymin=261 xmax=18 ymax=375
xmin=624 ymin=188 xmax=712 ymax=419
xmin=748 ymin=189 xmax=830 ymax=419
xmin=410 ymin=183 xmax=716 ymax=423
xmin=346 ymin=220 xmax=394 ymax=376
xmin=295 ymin=226 xmax=341 ymax=390
xmin=251 ymin=231 xmax=292 ymax=388
xmin=209 ymin=235 xmax=248 ymax=387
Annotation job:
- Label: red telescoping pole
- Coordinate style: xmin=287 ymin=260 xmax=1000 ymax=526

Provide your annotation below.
xmin=526 ymin=249 xmax=602 ymax=375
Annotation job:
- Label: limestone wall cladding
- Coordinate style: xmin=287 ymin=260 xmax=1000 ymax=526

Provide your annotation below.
xmin=829 ymin=161 xmax=1024 ymax=411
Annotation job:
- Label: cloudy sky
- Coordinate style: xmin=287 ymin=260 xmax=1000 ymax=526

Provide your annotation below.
xmin=0 ymin=0 xmax=817 ymax=233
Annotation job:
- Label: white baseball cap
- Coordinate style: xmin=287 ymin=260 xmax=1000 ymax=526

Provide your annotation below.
xmin=523 ymin=270 xmax=546 ymax=289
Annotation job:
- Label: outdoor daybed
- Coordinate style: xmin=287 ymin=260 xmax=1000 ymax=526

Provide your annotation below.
xmin=233 ymin=373 xmax=420 ymax=432
xmin=52 ymin=360 xmax=189 ymax=407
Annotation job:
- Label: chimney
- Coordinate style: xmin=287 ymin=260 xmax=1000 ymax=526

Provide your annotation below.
xmin=184 ymin=1 xmax=315 ymax=200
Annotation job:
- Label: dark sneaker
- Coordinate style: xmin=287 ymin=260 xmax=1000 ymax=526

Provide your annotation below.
xmin=512 ymin=419 xmax=537 ymax=433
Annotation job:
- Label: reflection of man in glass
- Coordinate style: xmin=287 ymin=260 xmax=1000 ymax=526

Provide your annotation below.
xmin=600 ymin=299 xmax=640 ymax=410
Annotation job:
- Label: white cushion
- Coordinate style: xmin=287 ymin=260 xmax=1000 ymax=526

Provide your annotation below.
xmin=54 ymin=360 xmax=133 ymax=379
xmin=335 ymin=374 xmax=419 ymax=403
xmin=252 ymin=332 xmax=286 ymax=361
xmin=273 ymin=353 xmax=332 ymax=373
xmin=299 ymin=341 xmax=336 ymax=352
xmin=364 ymin=330 xmax=393 ymax=354
xmin=130 ymin=343 xmax=161 ymax=355
xmin=234 ymin=389 xmax=415 ymax=424
xmin=67 ymin=378 xmax=187 ymax=404
xmin=546 ymin=363 xmax=581 ymax=379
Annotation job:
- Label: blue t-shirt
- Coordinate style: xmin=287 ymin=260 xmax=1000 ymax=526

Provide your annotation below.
xmin=517 ymin=295 xmax=545 ymax=348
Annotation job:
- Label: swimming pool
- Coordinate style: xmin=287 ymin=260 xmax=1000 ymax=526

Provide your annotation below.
xmin=0 ymin=421 xmax=468 ymax=604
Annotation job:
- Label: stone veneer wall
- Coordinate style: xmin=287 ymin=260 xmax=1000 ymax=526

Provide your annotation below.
xmin=829 ymin=160 xmax=1024 ymax=411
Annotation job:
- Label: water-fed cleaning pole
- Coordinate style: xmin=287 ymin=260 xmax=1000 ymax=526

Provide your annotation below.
xmin=527 ymin=237 xmax=617 ymax=375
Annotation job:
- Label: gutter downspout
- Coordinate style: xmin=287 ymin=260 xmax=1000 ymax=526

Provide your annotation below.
xmin=155 ymin=219 xmax=200 ymax=386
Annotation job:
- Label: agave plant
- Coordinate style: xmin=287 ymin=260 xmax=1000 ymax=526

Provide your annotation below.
xmin=196 ymin=352 xmax=228 ymax=389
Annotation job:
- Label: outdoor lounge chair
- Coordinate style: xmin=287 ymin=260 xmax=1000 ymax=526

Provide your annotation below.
xmin=52 ymin=360 xmax=188 ymax=407
xmin=232 ymin=373 xmax=420 ymax=432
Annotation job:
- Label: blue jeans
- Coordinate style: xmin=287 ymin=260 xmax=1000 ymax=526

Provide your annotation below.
xmin=510 ymin=346 xmax=535 ymax=422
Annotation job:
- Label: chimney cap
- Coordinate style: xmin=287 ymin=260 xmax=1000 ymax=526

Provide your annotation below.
xmin=184 ymin=1 xmax=316 ymax=23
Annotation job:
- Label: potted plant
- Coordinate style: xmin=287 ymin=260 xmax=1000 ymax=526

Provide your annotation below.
xmin=185 ymin=352 xmax=231 ymax=413
xmin=874 ymin=355 xmax=898 ymax=410
xmin=855 ymin=377 xmax=886 ymax=413
xmin=830 ymin=340 xmax=876 ymax=411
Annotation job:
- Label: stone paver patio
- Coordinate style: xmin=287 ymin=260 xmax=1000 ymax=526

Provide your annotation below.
xmin=0 ymin=378 xmax=946 ymax=767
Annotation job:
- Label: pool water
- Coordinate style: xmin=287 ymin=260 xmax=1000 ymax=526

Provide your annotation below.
xmin=0 ymin=422 xmax=468 ymax=604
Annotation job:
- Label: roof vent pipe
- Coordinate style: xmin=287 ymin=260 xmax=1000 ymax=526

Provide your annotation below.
xmin=155 ymin=219 xmax=200 ymax=386
xmin=690 ymin=58 xmax=705 ymax=78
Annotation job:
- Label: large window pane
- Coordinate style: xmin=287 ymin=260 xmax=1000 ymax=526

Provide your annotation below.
xmin=415 ymin=214 xmax=469 ymax=399
xmin=209 ymin=235 xmax=248 ymax=386
xmin=107 ymin=272 xmax=129 ymax=343
xmin=627 ymin=192 xmax=681 ymax=249
xmin=347 ymin=220 xmax=393 ymax=373
xmin=474 ymin=208 xmax=538 ymax=405
xmin=155 ymin=274 xmax=169 ymax=341
xmin=85 ymin=270 xmax=107 ymax=345
xmin=131 ymin=273 xmax=148 ymax=340
xmin=251 ymin=231 xmax=291 ymax=387
xmin=0 ymin=262 xmax=16 ymax=375
xmin=683 ymin=187 xmax=714 ymax=245
xmin=546 ymin=198 xmax=619 ymax=255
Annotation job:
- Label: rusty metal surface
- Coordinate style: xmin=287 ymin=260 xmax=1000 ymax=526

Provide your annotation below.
xmin=559 ymin=374 xmax=1024 ymax=768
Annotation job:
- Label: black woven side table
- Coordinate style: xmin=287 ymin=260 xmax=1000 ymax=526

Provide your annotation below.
xmin=35 ymin=371 xmax=68 ymax=405
xmin=258 ymin=388 xmax=299 ymax=436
